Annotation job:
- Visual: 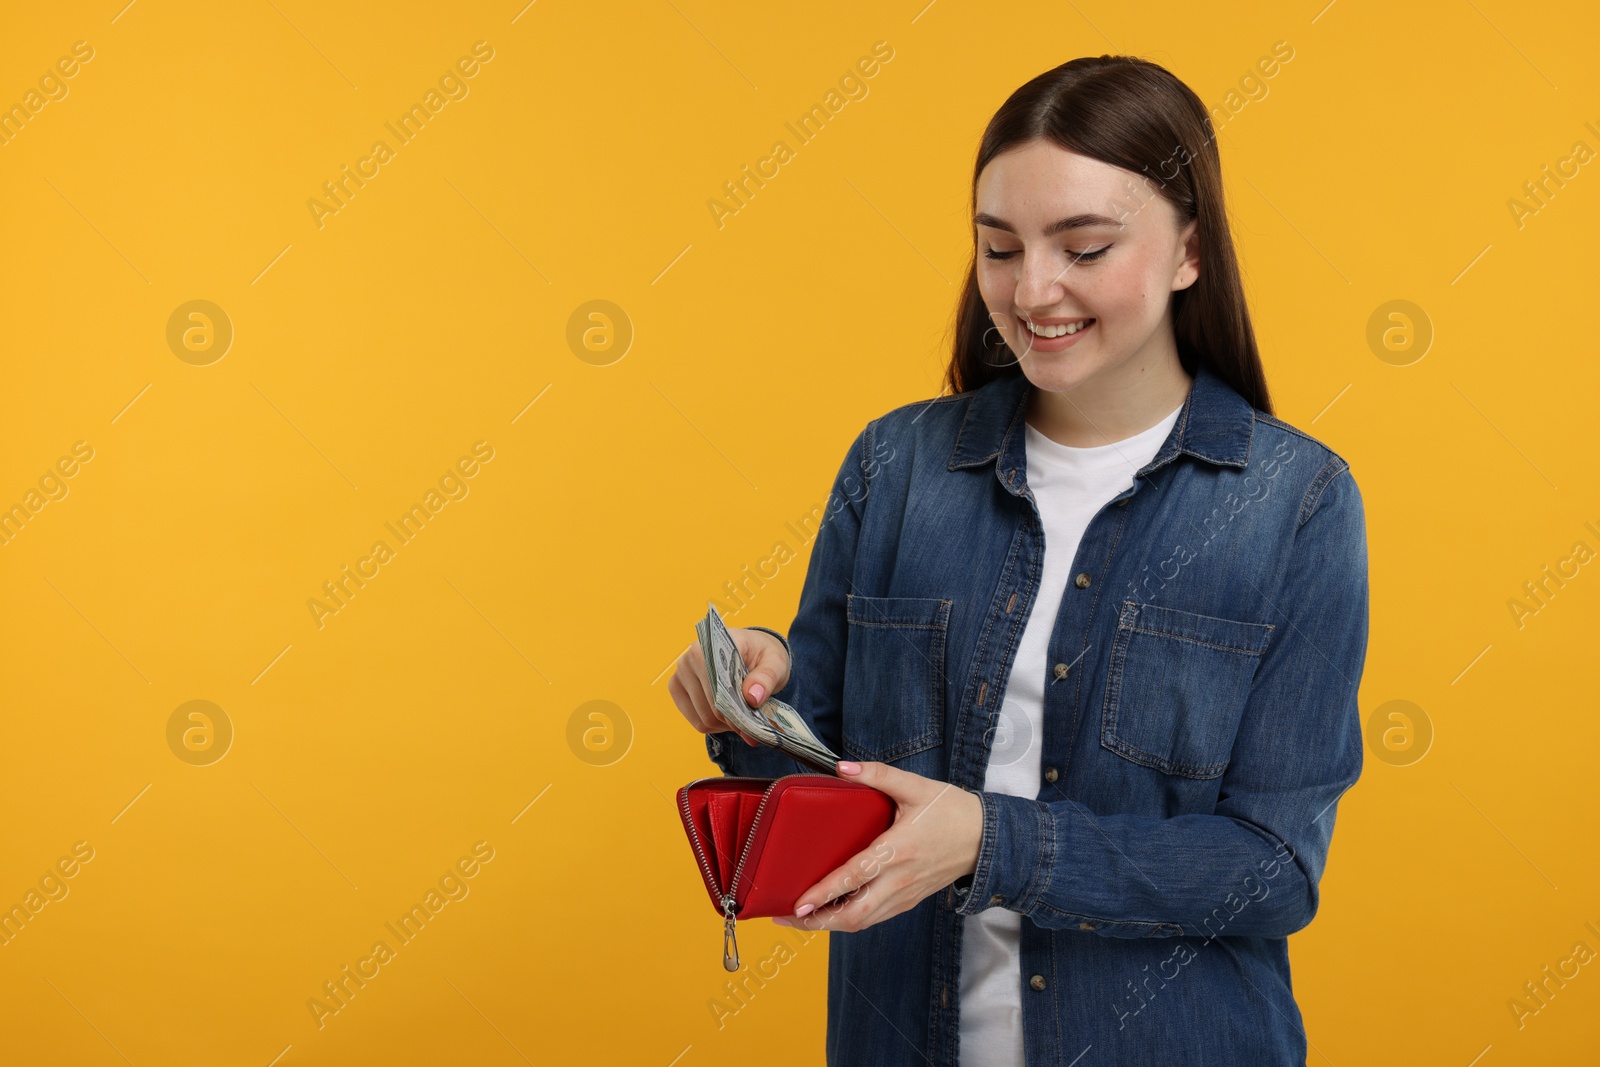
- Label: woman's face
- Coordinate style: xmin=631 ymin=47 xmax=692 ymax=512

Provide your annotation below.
xmin=974 ymin=139 xmax=1199 ymax=396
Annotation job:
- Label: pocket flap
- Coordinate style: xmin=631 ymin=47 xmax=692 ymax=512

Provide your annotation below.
xmin=847 ymin=594 xmax=952 ymax=629
xmin=1118 ymin=601 xmax=1273 ymax=655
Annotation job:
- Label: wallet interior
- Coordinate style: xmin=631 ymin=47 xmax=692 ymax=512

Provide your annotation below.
xmin=686 ymin=780 xmax=770 ymax=891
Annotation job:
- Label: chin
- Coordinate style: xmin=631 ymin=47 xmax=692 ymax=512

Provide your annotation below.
xmin=1017 ymin=351 xmax=1108 ymax=394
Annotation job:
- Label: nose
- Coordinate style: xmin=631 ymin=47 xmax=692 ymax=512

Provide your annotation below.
xmin=1013 ymin=247 xmax=1074 ymax=315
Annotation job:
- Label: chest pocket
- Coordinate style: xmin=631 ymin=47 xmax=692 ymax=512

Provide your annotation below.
xmin=1101 ymin=601 xmax=1274 ymax=779
xmin=841 ymin=594 xmax=951 ymax=764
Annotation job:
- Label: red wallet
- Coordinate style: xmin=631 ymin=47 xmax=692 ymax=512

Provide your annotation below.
xmin=678 ymin=773 xmax=896 ymax=970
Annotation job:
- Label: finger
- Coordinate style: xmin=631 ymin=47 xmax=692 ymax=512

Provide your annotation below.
xmin=789 ymin=838 xmax=894 ymax=916
xmin=741 ymin=649 xmax=781 ymax=708
xmin=734 ymin=630 xmax=790 ymax=706
xmin=672 ymin=664 xmax=723 ymax=737
xmin=690 ymin=645 xmax=765 ymax=745
xmin=782 ymin=880 xmax=887 ymax=934
xmin=836 ymin=759 xmax=918 ymax=800
xmin=684 ymin=654 xmax=726 ymax=731
xmin=667 ymin=671 xmax=715 ymax=734
xmin=665 ymin=669 xmax=696 ymax=724
xmin=743 ymin=668 xmax=776 ymax=708
xmin=674 ymin=652 xmax=759 ymax=746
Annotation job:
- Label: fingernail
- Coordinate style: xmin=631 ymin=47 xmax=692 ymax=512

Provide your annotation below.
xmin=838 ymin=761 xmax=862 ymax=775
xmin=795 ymin=903 xmax=815 ymax=917
xmin=748 ymin=683 xmax=766 ymax=704
xmin=771 ymin=916 xmax=792 ymax=927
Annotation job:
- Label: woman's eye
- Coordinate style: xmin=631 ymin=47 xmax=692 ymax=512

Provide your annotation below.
xmin=981 ymin=245 xmax=1111 ymax=262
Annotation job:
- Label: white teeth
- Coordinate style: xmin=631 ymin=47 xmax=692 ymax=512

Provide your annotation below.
xmin=1024 ymin=318 xmax=1093 ymax=338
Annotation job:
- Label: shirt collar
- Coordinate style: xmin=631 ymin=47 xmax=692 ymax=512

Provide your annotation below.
xmin=946 ymin=362 xmax=1256 ymax=476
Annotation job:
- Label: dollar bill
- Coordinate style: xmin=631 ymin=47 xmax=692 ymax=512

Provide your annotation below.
xmin=699 ymin=602 xmax=842 ymax=773
xmin=696 ymin=613 xmax=776 ymax=746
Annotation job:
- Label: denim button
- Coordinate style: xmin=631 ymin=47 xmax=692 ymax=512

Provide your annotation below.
xmin=1044 ymin=767 xmax=1059 ymax=783
xmin=1078 ymin=922 xmax=1096 ymax=931
xmin=989 ymin=894 xmax=1003 ymax=906
xmin=1029 ymin=974 xmax=1047 ymax=991
xmin=1052 ymin=662 xmax=1069 ymax=680
xmin=1074 ymin=572 xmax=1091 ymax=589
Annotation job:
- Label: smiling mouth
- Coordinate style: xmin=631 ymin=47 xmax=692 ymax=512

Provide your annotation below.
xmin=1021 ymin=317 xmax=1095 ymax=338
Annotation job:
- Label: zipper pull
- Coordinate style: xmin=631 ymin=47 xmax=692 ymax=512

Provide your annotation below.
xmin=722 ymin=895 xmax=740 ymax=972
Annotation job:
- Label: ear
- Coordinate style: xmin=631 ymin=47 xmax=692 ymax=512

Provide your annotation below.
xmin=1174 ymin=217 xmax=1201 ymax=291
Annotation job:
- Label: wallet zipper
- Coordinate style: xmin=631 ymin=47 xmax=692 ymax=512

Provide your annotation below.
xmin=679 ymin=776 xmax=789 ymax=972
xmin=720 ymin=784 xmax=783 ymax=971
xmin=721 ymin=895 xmax=739 ymax=972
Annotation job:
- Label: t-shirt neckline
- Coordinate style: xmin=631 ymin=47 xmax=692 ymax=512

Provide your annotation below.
xmin=1023 ymin=402 xmax=1183 ymax=469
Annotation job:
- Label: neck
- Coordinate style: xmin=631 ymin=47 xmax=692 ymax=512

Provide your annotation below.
xmin=1024 ymin=344 xmax=1193 ymax=448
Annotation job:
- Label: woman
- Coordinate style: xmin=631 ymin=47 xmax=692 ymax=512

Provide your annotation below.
xmin=670 ymin=54 xmax=1368 ymax=1067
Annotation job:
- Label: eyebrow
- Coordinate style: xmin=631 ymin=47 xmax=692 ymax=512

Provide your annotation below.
xmin=973 ymin=212 xmax=1125 ymax=235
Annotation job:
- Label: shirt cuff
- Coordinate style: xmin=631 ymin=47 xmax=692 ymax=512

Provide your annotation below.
xmin=705 ymin=730 xmax=734 ymax=772
xmin=745 ymin=625 xmax=790 ymax=660
xmin=954 ymin=791 xmax=1052 ymax=916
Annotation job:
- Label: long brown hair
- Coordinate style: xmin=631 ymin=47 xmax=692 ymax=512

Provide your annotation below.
xmin=945 ymin=55 xmax=1273 ymax=415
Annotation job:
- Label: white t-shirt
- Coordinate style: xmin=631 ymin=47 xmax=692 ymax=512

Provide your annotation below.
xmin=957 ymin=401 xmax=1183 ymax=1067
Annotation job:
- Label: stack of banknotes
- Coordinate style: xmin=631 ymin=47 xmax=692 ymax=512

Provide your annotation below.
xmin=696 ymin=602 xmax=841 ymax=775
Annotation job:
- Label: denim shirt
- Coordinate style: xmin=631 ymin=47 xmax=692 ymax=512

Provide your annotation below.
xmin=705 ymin=362 xmax=1370 ymax=1067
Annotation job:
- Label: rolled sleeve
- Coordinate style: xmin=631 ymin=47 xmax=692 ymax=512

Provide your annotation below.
xmin=955 ymin=791 xmax=1052 ymax=914
xmin=746 ymin=625 xmax=790 ymax=661
xmin=961 ymin=461 xmax=1370 ymax=939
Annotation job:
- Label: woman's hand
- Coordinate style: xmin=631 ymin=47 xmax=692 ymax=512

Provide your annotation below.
xmin=772 ymin=760 xmax=983 ymax=932
xmin=668 ymin=627 xmax=792 ymax=747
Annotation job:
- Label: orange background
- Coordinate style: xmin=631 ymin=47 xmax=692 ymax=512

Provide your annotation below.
xmin=1 ymin=1 xmax=1596 ymax=1064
